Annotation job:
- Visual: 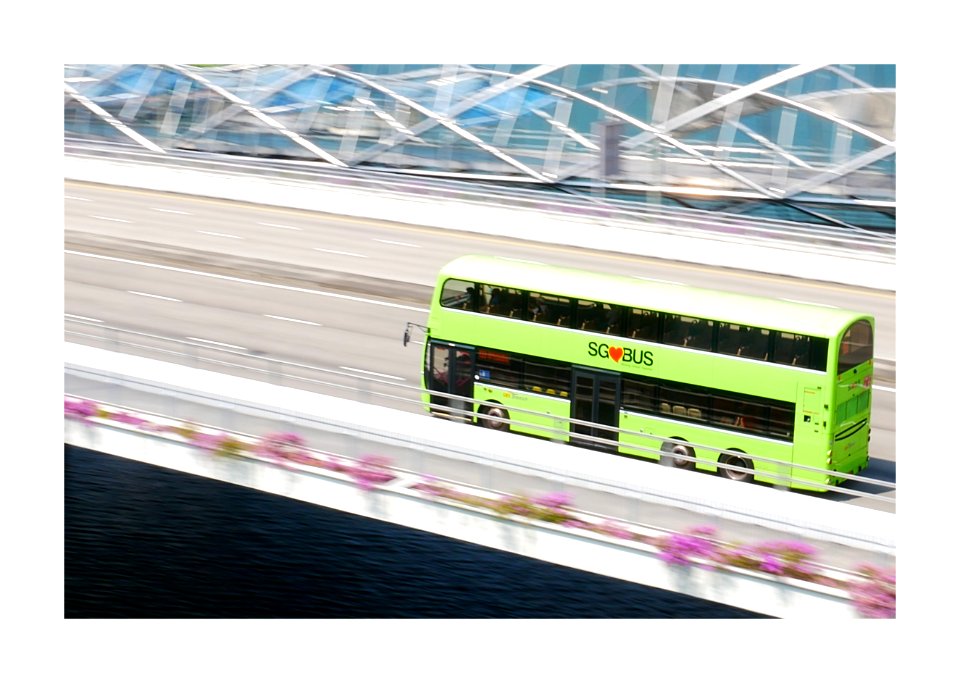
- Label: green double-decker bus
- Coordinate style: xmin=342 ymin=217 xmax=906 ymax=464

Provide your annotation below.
xmin=418 ymin=255 xmax=874 ymax=492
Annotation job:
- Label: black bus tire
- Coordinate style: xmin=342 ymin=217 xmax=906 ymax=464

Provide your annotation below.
xmin=719 ymin=451 xmax=754 ymax=483
xmin=479 ymin=404 xmax=510 ymax=431
xmin=661 ymin=441 xmax=695 ymax=470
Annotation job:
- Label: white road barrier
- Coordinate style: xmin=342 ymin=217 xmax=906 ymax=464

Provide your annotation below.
xmin=64 ymin=342 xmax=895 ymax=557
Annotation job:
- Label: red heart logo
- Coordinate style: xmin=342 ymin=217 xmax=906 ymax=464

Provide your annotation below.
xmin=609 ymin=346 xmax=623 ymax=362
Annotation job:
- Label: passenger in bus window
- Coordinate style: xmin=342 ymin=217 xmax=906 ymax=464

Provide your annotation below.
xmin=688 ymin=320 xmax=713 ymax=349
xmin=605 ymin=306 xmax=621 ymax=333
xmin=490 ymin=288 xmax=503 ymax=314
xmin=528 ymin=296 xmax=546 ymax=320
xmin=662 ymin=317 xmax=684 ymax=345
xmin=580 ymin=302 xmax=604 ymax=330
xmin=742 ymin=328 xmax=767 ymax=359
xmin=504 ymin=290 xmax=522 ymax=317
xmin=589 ymin=302 xmax=607 ymax=329
xmin=508 ymin=290 xmax=522 ymax=315
xmin=629 ymin=309 xmax=656 ymax=339
xmin=793 ymin=337 xmax=810 ymax=366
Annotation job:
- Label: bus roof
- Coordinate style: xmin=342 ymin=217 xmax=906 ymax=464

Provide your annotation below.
xmin=438 ymin=255 xmax=871 ymax=337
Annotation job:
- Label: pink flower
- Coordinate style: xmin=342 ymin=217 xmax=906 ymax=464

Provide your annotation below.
xmin=849 ymin=564 xmax=896 ymax=618
xmin=65 ymin=398 xmax=98 ymax=422
xmin=599 ymin=520 xmax=633 ymax=540
xmin=533 ymin=491 xmax=573 ymax=509
xmin=112 ymin=411 xmax=149 ymax=428
xmin=656 ymin=528 xmax=721 ymax=567
xmin=255 ymin=432 xmax=308 ymax=463
xmin=348 ymin=454 xmax=395 ymax=491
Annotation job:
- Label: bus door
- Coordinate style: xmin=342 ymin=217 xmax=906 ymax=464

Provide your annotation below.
xmin=427 ymin=341 xmax=475 ymax=422
xmin=570 ymin=367 xmax=621 ymax=450
xmin=790 ymin=383 xmax=829 ymax=485
xmin=801 ymin=385 xmax=824 ymax=436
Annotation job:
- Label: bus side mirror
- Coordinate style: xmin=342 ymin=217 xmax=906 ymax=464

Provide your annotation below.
xmin=403 ymin=322 xmax=427 ymax=347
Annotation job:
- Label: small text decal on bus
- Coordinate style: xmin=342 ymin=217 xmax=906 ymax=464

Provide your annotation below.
xmin=588 ymin=341 xmax=653 ymax=367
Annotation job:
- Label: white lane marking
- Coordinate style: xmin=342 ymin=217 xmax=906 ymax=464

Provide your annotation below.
xmin=780 ymin=298 xmax=838 ymax=308
xmin=127 ymin=290 xmax=182 ymax=302
xmin=373 ymin=238 xmax=420 ymax=248
xmin=314 ymin=247 xmax=367 ymax=258
xmin=339 ymin=366 xmax=406 ymax=381
xmin=633 ymin=276 xmax=685 ymax=285
xmin=259 ymin=222 xmax=302 ymax=231
xmin=65 ymin=314 xmax=103 ymax=323
xmin=186 ymin=336 xmax=247 ymax=350
xmin=153 ymin=207 xmax=192 ymax=215
xmin=66 ymin=250 xmax=429 ymax=313
xmin=265 ymin=314 xmax=323 ymax=327
xmin=198 ymin=230 xmax=244 ymax=239
xmin=251 ymin=355 xmax=413 ymax=387
xmin=258 ymin=368 xmax=415 ymax=392
xmin=65 ymin=196 xmax=91 ymax=201
xmin=874 ymin=385 xmax=895 ymax=394
xmin=91 ymin=215 xmax=132 ymax=223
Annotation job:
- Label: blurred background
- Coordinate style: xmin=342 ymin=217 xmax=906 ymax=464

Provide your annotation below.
xmin=64 ymin=64 xmax=895 ymax=231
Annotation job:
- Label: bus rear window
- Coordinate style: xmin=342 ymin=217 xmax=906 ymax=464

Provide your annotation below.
xmin=838 ymin=320 xmax=873 ymax=373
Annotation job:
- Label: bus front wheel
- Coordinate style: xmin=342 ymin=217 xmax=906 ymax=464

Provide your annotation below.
xmin=719 ymin=451 xmax=754 ymax=483
xmin=479 ymin=404 xmax=510 ymax=431
xmin=662 ymin=442 xmax=695 ymax=470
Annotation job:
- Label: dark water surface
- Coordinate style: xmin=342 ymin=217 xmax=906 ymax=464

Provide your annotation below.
xmin=65 ymin=445 xmax=764 ymax=618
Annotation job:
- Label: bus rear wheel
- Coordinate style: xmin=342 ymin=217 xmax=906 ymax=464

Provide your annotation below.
xmin=662 ymin=442 xmax=695 ymax=470
xmin=719 ymin=452 xmax=754 ymax=483
xmin=479 ymin=404 xmax=510 ymax=431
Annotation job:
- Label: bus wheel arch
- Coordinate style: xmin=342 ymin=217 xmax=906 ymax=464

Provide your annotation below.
xmin=661 ymin=440 xmax=695 ymax=470
xmin=719 ymin=449 xmax=754 ymax=483
xmin=478 ymin=402 xmax=510 ymax=431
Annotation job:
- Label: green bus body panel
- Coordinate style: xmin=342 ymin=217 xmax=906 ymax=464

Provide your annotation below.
xmin=832 ymin=362 xmax=874 ymax=473
xmin=423 ymin=256 xmax=875 ymax=492
xmin=436 ymin=311 xmax=813 ymax=401
xmin=474 ymin=383 xmax=571 ymax=441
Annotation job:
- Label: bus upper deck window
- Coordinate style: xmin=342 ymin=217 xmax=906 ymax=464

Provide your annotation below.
xmin=664 ymin=315 xmax=712 ymax=350
xmin=441 ymin=279 xmax=475 ymax=310
xmin=627 ymin=308 xmax=659 ymax=341
xmin=488 ymin=287 xmax=524 ymax=318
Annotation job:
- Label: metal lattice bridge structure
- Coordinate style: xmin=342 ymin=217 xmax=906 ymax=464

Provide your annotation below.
xmin=64 ymin=64 xmax=895 ymax=230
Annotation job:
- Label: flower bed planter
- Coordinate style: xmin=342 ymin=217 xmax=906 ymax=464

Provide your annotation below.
xmin=65 ymin=394 xmax=895 ymax=617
